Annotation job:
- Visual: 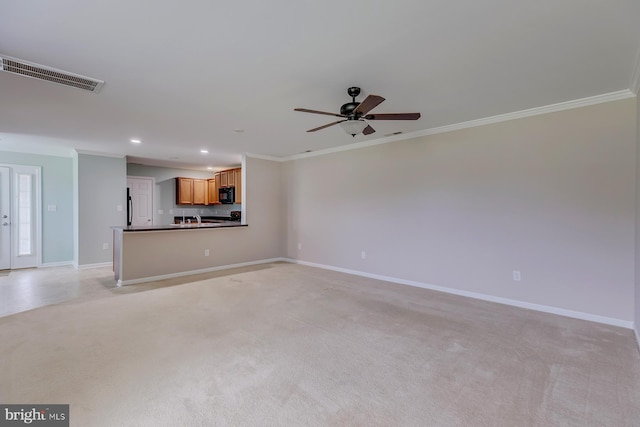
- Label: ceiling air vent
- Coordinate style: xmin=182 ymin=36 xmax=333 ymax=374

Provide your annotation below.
xmin=0 ymin=54 xmax=104 ymax=92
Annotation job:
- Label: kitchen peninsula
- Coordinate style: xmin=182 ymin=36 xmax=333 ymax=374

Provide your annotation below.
xmin=112 ymin=221 xmax=247 ymax=286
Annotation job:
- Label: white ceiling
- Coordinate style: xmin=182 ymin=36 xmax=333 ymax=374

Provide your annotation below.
xmin=1 ymin=1 xmax=639 ymax=171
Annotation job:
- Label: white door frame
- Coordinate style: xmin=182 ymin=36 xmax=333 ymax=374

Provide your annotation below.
xmin=0 ymin=167 xmax=10 ymax=270
xmin=0 ymin=163 xmax=42 ymax=269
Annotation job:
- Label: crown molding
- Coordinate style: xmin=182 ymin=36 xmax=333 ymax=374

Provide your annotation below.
xmin=0 ymin=144 xmax=75 ymax=158
xmin=283 ymin=90 xmax=636 ymax=162
xmin=73 ymin=149 xmax=126 ymax=158
xmin=285 ymin=134 xmax=407 ymax=161
xmin=413 ymin=90 xmax=635 ymax=137
xmin=245 ymin=152 xmax=285 ymax=162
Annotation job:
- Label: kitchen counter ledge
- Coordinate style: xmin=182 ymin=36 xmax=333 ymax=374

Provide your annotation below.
xmin=112 ymin=222 xmax=248 ymax=286
xmin=112 ymin=222 xmax=247 ymax=232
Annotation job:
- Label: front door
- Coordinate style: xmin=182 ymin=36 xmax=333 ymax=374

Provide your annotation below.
xmin=0 ymin=167 xmax=10 ymax=270
xmin=127 ymin=177 xmax=154 ymax=226
xmin=0 ymin=164 xmax=41 ymax=269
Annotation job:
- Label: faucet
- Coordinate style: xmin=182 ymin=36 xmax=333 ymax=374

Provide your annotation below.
xmin=194 ymin=214 xmax=201 ymax=225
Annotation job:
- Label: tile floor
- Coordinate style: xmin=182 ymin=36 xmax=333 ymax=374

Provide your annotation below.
xmin=0 ymin=263 xmax=277 ymax=318
xmin=0 ymin=265 xmax=117 ymax=317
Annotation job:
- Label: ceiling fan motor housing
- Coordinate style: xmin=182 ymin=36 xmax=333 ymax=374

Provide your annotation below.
xmin=340 ymin=102 xmax=360 ymax=117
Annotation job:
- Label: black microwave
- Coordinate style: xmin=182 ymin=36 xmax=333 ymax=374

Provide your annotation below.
xmin=219 ymin=186 xmax=235 ymax=204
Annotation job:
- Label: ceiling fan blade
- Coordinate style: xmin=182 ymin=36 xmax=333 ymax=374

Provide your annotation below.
xmin=364 ymin=113 xmax=421 ymax=120
xmin=353 ymin=95 xmax=385 ymax=115
xmin=307 ymin=120 xmax=345 ymax=132
xmin=362 ymin=124 xmax=375 ymax=135
xmin=295 ymin=108 xmax=345 ymax=118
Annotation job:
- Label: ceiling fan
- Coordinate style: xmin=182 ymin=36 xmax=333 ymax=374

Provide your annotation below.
xmin=294 ymin=87 xmax=421 ymax=137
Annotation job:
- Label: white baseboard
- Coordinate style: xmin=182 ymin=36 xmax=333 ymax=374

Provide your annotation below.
xmin=117 ymin=258 xmax=286 ymax=286
xmin=283 ymin=258 xmax=634 ymax=330
xmin=76 ymin=262 xmax=113 ymax=270
xmin=39 ymin=261 xmax=74 ymax=268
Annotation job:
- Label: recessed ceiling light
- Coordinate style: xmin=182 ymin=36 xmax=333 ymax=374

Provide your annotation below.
xmin=200 ymin=149 xmax=209 ymax=154
xmin=207 ymin=166 xmax=213 ymax=170
xmin=130 ymin=138 xmax=141 ymax=144
xmin=234 ymin=129 xmax=244 ymax=133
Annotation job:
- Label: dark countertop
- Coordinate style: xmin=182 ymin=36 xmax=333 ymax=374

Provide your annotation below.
xmin=112 ymin=222 xmax=247 ymax=232
xmin=173 ymin=215 xmax=239 ymax=223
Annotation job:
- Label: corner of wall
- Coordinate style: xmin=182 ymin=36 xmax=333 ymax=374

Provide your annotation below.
xmin=635 ymin=89 xmax=640 ymax=352
xmin=630 ymin=48 xmax=640 ymax=95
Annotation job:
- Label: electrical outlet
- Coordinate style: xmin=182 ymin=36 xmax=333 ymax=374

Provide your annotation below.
xmin=361 ymin=251 xmax=366 ymax=259
xmin=512 ymin=270 xmax=521 ymax=281
xmin=298 ymin=243 xmax=302 ymax=251
xmin=204 ymin=249 xmax=210 ymax=257
xmin=116 ymin=205 xmax=123 ymax=212
xmin=158 ymin=209 xmax=164 ymax=215
xmin=103 ymin=243 xmax=109 ymax=250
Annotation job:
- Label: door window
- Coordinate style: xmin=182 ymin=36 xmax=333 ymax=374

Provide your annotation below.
xmin=18 ymin=173 xmax=33 ymax=256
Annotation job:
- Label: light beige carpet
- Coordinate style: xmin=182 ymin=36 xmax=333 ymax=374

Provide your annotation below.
xmin=1 ymin=262 xmax=639 ymax=426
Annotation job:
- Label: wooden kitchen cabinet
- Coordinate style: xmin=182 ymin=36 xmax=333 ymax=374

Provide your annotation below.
xmin=219 ymin=170 xmax=235 ymax=188
xmin=208 ymin=176 xmax=220 ymax=204
xmin=193 ymin=179 xmax=207 ymax=205
xmin=234 ymin=168 xmax=242 ymax=204
xmin=176 ymin=177 xmax=208 ymax=205
xmin=176 ymin=178 xmax=194 ymax=204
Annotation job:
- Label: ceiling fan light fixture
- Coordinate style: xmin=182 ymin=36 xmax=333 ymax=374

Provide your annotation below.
xmin=339 ymin=119 xmax=368 ymax=137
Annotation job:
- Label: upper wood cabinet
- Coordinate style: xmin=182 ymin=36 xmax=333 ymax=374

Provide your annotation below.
xmin=176 ymin=178 xmax=194 ymax=204
xmin=208 ymin=176 xmax=220 ymax=204
xmin=226 ymin=170 xmax=235 ymax=187
xmin=219 ymin=170 xmax=235 ymax=188
xmin=234 ymin=168 xmax=242 ymax=204
xmin=177 ymin=168 xmax=240 ymax=205
xmin=193 ymin=179 xmax=207 ymax=205
xmin=176 ymin=177 xmax=209 ymax=205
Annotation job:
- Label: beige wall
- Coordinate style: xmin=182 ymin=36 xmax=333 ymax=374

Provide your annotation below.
xmin=284 ymin=98 xmax=637 ymax=322
xmin=121 ymin=156 xmax=285 ymax=281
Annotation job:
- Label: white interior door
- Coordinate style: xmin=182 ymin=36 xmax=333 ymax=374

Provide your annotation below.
xmin=127 ymin=177 xmax=154 ymax=226
xmin=0 ymin=167 xmax=10 ymax=270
